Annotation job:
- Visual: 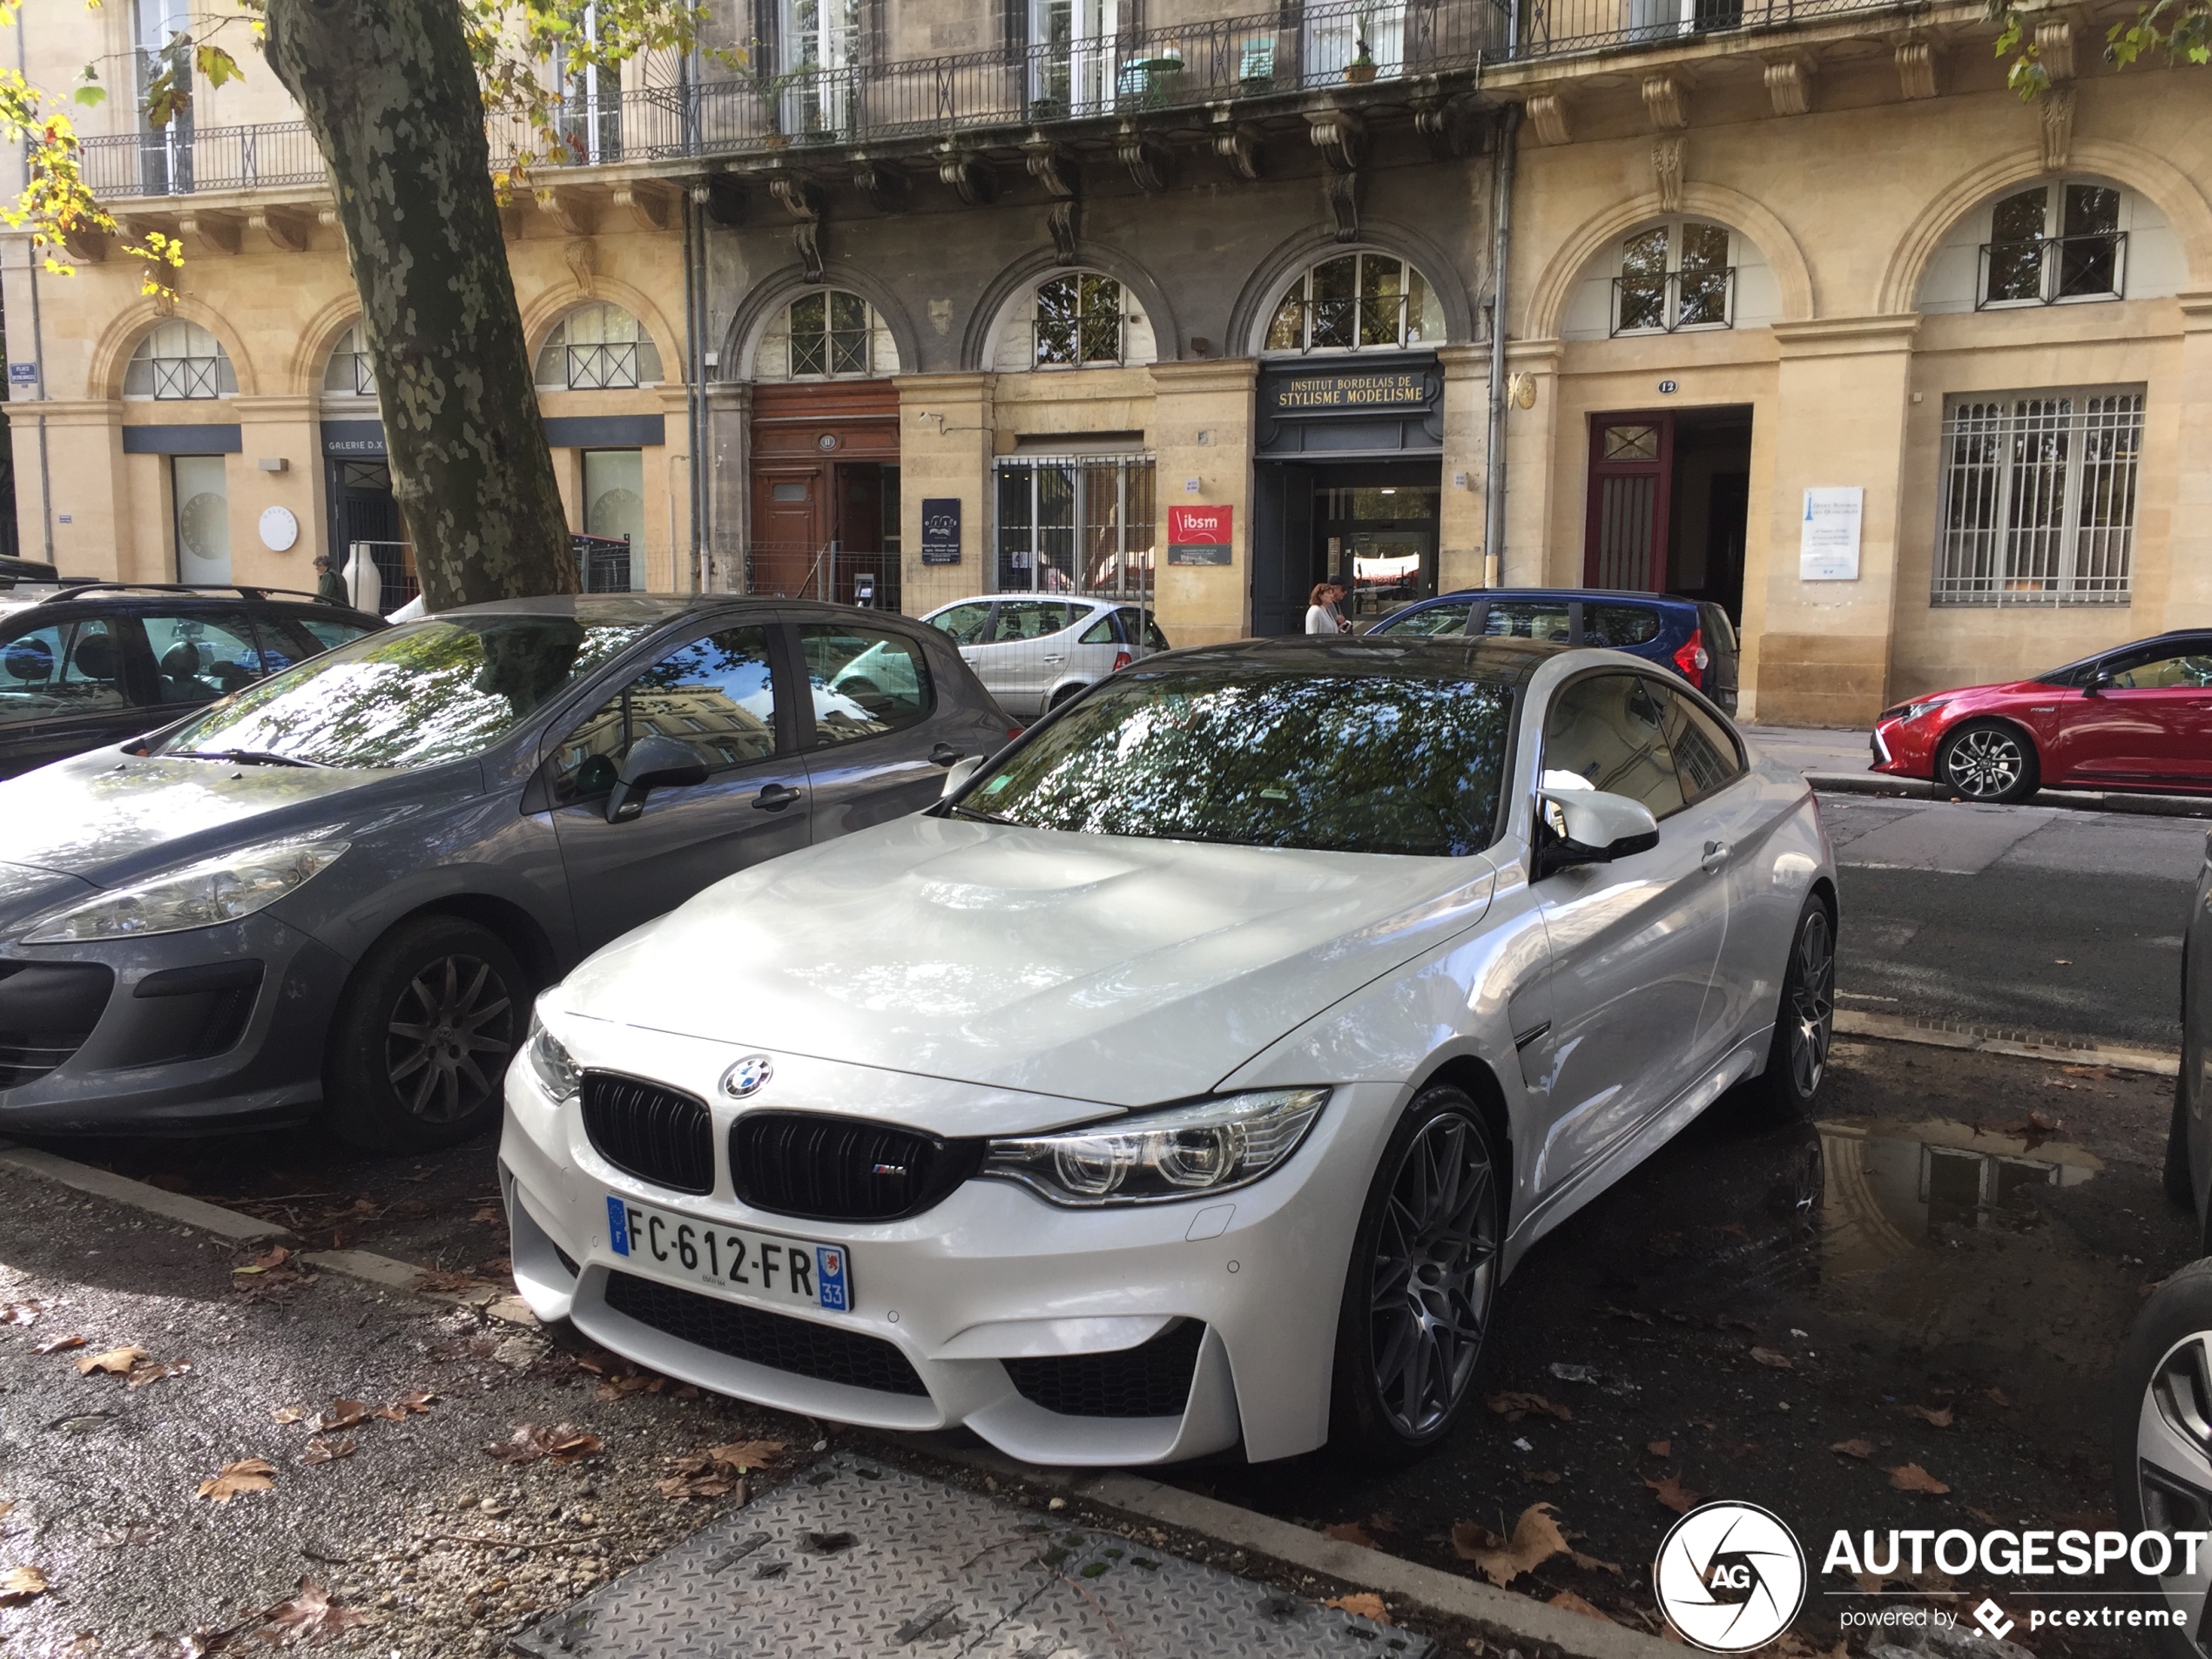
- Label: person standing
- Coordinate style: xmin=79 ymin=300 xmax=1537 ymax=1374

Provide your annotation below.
xmin=314 ymin=553 xmax=348 ymax=605
xmin=1305 ymin=582 xmax=1350 ymax=636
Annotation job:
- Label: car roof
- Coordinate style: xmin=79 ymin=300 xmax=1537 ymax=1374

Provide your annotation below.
xmin=2043 ymin=629 xmax=2212 ymax=676
xmin=0 ymin=583 xmax=385 ymax=624
xmin=437 ymin=593 xmax=939 ymax=631
xmin=921 ymin=594 xmax=1116 ymax=615
xmin=1135 ymin=633 xmax=1567 ymax=685
xmin=1421 ymin=587 xmax=1700 ymax=610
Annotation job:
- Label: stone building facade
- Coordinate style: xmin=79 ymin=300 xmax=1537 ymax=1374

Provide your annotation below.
xmin=5 ymin=0 xmax=2207 ymax=723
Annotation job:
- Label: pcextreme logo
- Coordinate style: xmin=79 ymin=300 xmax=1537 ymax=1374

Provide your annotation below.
xmin=1654 ymin=1501 xmax=1809 ymax=1652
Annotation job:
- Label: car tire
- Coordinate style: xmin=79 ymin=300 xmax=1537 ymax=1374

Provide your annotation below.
xmin=324 ymin=914 xmax=528 ymax=1153
xmin=2111 ymin=1258 xmax=2212 ymax=1657
xmin=1750 ymin=896 xmax=1836 ymax=1118
xmin=1936 ymin=718 xmax=2040 ymax=804
xmin=2168 ymin=1080 xmax=2197 ymax=1211
xmin=1329 ymin=1083 xmax=1502 ymax=1461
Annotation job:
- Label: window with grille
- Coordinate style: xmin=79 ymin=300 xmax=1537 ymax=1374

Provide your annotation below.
xmin=1613 ymin=220 xmax=1735 ymax=335
xmin=321 ymin=322 xmax=376 ymax=397
xmin=995 ymin=455 xmax=1156 ymax=595
xmin=535 ymin=302 xmax=663 ymax=390
xmin=1979 ymin=182 xmax=2125 ymax=308
xmin=790 ymin=291 xmax=870 ymax=377
xmin=1034 ymin=274 xmax=1124 ymax=367
xmin=1264 ymin=252 xmax=1445 ymax=354
xmin=123 ymin=320 xmax=238 ymax=401
xmin=1933 ymin=390 xmax=2142 ymax=605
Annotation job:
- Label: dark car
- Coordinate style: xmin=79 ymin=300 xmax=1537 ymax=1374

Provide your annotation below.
xmin=1872 ymin=630 xmax=2212 ymax=804
xmin=1366 ymin=588 xmax=1739 ymax=713
xmin=0 ymin=583 xmax=387 ymax=780
xmin=0 ymin=596 xmax=1011 ymax=1150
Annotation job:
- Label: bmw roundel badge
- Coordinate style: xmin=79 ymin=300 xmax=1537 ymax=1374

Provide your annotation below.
xmin=721 ymin=1055 xmax=773 ymax=1098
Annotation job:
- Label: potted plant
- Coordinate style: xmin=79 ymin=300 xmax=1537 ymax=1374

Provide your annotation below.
xmin=1345 ymin=14 xmax=1378 ymax=81
xmin=738 ymin=37 xmax=810 ymax=146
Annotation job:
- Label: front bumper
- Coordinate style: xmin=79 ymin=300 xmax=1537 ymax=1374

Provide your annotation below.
xmin=498 ymin=1038 xmax=1393 ymax=1466
xmin=1869 ymin=714 xmax=1938 ymax=779
xmin=0 ymin=912 xmax=348 ymax=1132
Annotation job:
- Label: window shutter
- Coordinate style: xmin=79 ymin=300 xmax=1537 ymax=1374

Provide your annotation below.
xmin=1003 ymin=0 xmax=1026 ymax=62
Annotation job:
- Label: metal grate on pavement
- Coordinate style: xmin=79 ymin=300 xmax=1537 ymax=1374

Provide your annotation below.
xmin=510 ymin=1452 xmax=1433 ymax=1658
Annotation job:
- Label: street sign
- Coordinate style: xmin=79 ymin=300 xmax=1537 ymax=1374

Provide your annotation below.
xmin=1168 ymin=504 xmax=1232 ymax=567
xmin=7 ymin=362 xmax=37 ymax=387
xmin=920 ymin=498 xmax=961 ymax=565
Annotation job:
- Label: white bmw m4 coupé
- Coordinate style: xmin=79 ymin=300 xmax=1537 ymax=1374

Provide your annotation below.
xmin=500 ymin=636 xmax=1837 ymax=1466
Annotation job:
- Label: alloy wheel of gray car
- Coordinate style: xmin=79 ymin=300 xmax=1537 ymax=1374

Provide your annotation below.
xmin=1333 ymin=1087 xmax=1500 ymax=1455
xmin=386 ymin=952 xmax=515 ymax=1124
xmin=2114 ymin=1260 xmax=2212 ymax=1657
xmin=1750 ymin=897 xmax=1835 ymax=1117
xmin=1938 ymin=719 xmax=2037 ymax=803
xmin=326 ymin=915 xmax=526 ymax=1152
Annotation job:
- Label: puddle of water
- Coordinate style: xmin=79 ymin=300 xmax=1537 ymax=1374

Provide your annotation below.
xmin=1818 ymin=1118 xmax=2100 ymax=1276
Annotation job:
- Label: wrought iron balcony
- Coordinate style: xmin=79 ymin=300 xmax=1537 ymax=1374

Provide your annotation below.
xmin=1976 ymin=232 xmax=2128 ymax=308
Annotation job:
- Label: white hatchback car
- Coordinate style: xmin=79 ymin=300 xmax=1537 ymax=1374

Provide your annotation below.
xmin=501 ymin=637 xmax=1838 ymax=1467
xmin=921 ymin=595 xmax=1170 ymax=719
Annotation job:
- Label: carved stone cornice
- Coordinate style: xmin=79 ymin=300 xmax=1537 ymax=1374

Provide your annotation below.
xmin=935 ymin=146 xmax=995 ymax=206
xmin=1763 ymin=54 xmax=1814 ymax=117
xmin=1642 ymin=73 xmax=1689 ymax=132
xmin=1115 ymin=121 xmax=1171 ymax=192
xmin=248 ymin=207 xmax=311 ymax=252
xmin=1211 ymin=109 xmax=1263 ymax=180
xmin=1526 ymin=93 xmax=1573 ymax=146
xmin=1022 ymin=137 xmax=1079 ymax=199
xmin=1894 ymin=37 xmax=1939 ymax=100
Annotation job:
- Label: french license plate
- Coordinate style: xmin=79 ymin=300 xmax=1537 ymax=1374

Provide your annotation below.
xmin=604 ymin=1195 xmax=851 ymax=1313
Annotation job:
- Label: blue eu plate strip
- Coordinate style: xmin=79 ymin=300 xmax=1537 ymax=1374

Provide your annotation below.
xmin=606 ymin=1196 xmax=631 ymax=1257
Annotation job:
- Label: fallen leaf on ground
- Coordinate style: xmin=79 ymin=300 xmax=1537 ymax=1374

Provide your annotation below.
xmin=470 ymin=1205 xmax=502 ymax=1224
xmin=1828 ymin=1439 xmax=1875 ymax=1460
xmin=1645 ymin=1474 xmax=1701 ymax=1514
xmin=1965 ymin=1507 xmax=2002 ymax=1527
xmin=270 ymin=1406 xmax=306 ymax=1426
xmin=300 ymin=1437 xmax=357 ymax=1465
xmin=0 ymin=1565 xmax=47 ymax=1605
xmin=1887 ymin=1463 xmax=1950 ymax=1494
xmin=486 ymin=1423 xmax=601 ymax=1466
xmin=412 ymin=1268 xmax=483 ymax=1293
xmin=1548 ymin=1589 xmax=1615 ymax=1623
xmin=708 ymin=1440 xmax=786 ymax=1472
xmin=656 ymin=1453 xmax=744 ymax=1501
xmin=1714 ymin=1315 xmax=1757 ymax=1333
xmin=126 ymin=1357 xmax=189 ymax=1390
xmin=0 ymin=1501 xmax=13 ymax=1519
xmin=1748 ymin=1346 xmax=1794 ymax=1371
xmin=366 ymin=1403 xmax=407 ymax=1422
xmin=395 ymin=1389 xmax=437 ymax=1413
xmin=1365 ymin=1512 xmax=1400 ymax=1534
xmin=1984 ymin=1387 xmax=2013 ymax=1408
xmin=1903 ymin=1404 xmax=1954 ymax=1428
xmin=233 ymin=1246 xmax=292 ymax=1276
xmin=1321 ymin=1521 xmax=1375 ymax=1548
xmin=308 ymin=1399 xmax=367 ymax=1433
xmin=197 ymin=1459 xmax=276 ymax=1504
xmin=1646 ymin=1439 xmax=1672 ymax=1458
xmin=33 ymin=1334 xmax=84 ymax=1354
xmin=1571 ymin=1548 xmax=1624 ymax=1578
xmin=77 ymin=1345 xmax=147 ymax=1377
xmin=1323 ymin=1593 xmax=1390 ymax=1624
xmin=0 ymin=1300 xmax=44 ymax=1326
xmin=2060 ymin=1063 xmax=2120 ymax=1079
xmin=1486 ymin=1391 xmax=1573 ymax=1423
xmin=259 ymin=1578 xmax=368 ymax=1643
xmin=1450 ymin=1503 xmax=1568 ymax=1588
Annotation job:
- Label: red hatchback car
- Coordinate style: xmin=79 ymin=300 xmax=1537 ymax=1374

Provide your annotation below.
xmin=1871 ymin=630 xmax=2212 ymax=803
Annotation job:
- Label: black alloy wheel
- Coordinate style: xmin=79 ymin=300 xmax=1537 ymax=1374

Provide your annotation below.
xmin=1937 ymin=718 xmax=2039 ymax=803
xmin=2114 ymin=1260 xmax=2212 ymax=1657
xmin=1753 ymin=899 xmax=1835 ymax=1116
xmin=326 ymin=915 xmax=525 ymax=1151
xmin=1332 ymin=1085 xmax=1501 ymax=1457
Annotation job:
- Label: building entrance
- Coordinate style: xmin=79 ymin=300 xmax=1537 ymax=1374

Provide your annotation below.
xmin=749 ymin=381 xmax=900 ymax=609
xmin=1583 ymin=404 xmax=1751 ymax=624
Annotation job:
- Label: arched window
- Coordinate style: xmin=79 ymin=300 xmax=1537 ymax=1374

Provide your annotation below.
xmin=321 ymin=322 xmax=375 ymax=397
xmin=991 ymin=271 xmax=1157 ymax=370
xmin=1611 ymin=220 xmax=1735 ymax=335
xmin=123 ymin=320 xmax=237 ymax=401
xmin=1917 ymin=176 xmax=2182 ymax=316
xmin=1265 ymin=252 xmax=1443 ymax=354
xmin=535 ymin=302 xmax=663 ymax=390
xmin=755 ymin=290 xmax=899 ymax=380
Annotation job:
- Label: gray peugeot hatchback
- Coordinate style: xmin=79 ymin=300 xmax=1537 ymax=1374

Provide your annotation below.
xmin=0 ymin=596 xmax=1011 ymax=1150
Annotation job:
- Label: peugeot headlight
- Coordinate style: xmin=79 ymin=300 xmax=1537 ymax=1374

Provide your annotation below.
xmin=981 ymin=1088 xmax=1330 ymax=1207
xmin=523 ymin=1005 xmax=579 ymax=1103
xmin=21 ymin=835 xmax=349 ymax=943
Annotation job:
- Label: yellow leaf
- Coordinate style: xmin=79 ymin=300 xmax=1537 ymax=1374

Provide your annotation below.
xmin=0 ymin=1564 xmax=47 ymax=1605
xmin=197 ymin=1458 xmax=276 ymax=1504
xmin=77 ymin=1345 xmax=147 ymax=1377
xmin=1450 ymin=1503 xmax=1569 ymax=1588
xmin=1323 ymin=1592 xmax=1390 ymax=1624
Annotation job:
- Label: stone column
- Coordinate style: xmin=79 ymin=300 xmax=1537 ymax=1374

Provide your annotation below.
xmin=894 ymin=372 xmax=995 ymax=617
xmin=29 ymin=401 xmax=132 ymax=581
xmin=1436 ymin=342 xmax=1487 ymax=592
xmin=1746 ymin=315 xmax=1920 ymax=727
xmin=1500 ymin=339 xmax=1564 ymax=587
xmin=703 ymin=381 xmax=751 ymax=593
xmin=1150 ymin=358 xmax=1258 ymax=648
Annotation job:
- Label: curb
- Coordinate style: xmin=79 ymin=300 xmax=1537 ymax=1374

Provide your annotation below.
xmin=1834 ymin=1008 xmax=2179 ymax=1076
xmin=1808 ymin=771 xmax=2212 ymax=820
xmin=889 ymin=1435 xmax=1676 ymax=1659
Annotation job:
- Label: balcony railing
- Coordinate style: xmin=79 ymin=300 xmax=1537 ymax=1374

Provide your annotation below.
xmin=1610 ymin=266 xmax=1737 ymax=334
xmin=1976 ymin=232 xmax=2128 ymax=308
xmin=78 ymin=0 xmax=1930 ymax=200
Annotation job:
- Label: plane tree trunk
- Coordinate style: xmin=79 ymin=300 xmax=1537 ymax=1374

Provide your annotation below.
xmin=264 ymin=0 xmax=577 ymax=611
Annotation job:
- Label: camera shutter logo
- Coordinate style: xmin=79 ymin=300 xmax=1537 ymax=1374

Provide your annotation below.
xmin=1653 ymin=1501 xmax=1806 ymax=1652
xmin=720 ymin=1055 xmax=774 ymax=1098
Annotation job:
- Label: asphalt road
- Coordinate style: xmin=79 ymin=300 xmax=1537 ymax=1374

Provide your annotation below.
xmin=1820 ymin=792 xmax=2205 ymax=1049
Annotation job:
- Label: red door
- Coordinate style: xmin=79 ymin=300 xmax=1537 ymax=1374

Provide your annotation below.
xmin=1584 ymin=415 xmax=1674 ymax=591
xmin=2049 ymin=638 xmax=2212 ymax=785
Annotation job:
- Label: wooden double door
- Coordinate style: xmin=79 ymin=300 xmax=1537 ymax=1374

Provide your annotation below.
xmin=1582 ymin=408 xmax=1751 ymax=618
xmin=750 ymin=381 xmax=901 ymax=608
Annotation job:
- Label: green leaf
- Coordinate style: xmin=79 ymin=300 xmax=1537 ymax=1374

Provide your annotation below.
xmin=72 ymin=84 xmax=106 ymax=109
xmin=196 ymin=44 xmax=244 ymax=91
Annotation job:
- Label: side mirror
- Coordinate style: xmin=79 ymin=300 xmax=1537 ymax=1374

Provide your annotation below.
xmin=1534 ymin=786 xmax=1661 ymax=879
xmin=941 ymin=754 xmax=986 ymax=800
xmin=2085 ymin=669 xmax=2114 ymax=698
xmin=604 ymin=734 xmax=708 ymax=824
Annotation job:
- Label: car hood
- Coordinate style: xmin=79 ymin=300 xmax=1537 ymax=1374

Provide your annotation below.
xmin=555 ymin=813 xmax=1497 ymax=1107
xmin=0 ymin=748 xmax=473 ymax=915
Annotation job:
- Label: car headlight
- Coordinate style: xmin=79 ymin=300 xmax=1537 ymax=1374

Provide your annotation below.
xmin=20 ymin=835 xmax=349 ymax=944
xmin=1880 ymin=698 xmax=1949 ymax=725
xmin=981 ymin=1087 xmax=1329 ymax=1207
xmin=523 ymin=1007 xmax=579 ymax=1104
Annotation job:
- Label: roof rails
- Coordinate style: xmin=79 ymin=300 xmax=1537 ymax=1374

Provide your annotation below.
xmin=38 ymin=582 xmax=353 ymax=608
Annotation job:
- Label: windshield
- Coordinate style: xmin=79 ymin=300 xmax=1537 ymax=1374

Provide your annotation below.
xmin=954 ymin=667 xmax=1514 ymax=857
xmin=149 ymin=615 xmax=648 ymax=769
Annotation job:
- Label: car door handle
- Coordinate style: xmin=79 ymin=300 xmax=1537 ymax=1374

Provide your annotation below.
xmin=752 ymin=784 xmax=802 ymax=812
xmin=1043 ymin=654 xmax=1066 ymax=664
xmin=1701 ymin=840 xmax=1731 ymax=875
xmin=928 ymin=742 xmax=964 ymax=767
